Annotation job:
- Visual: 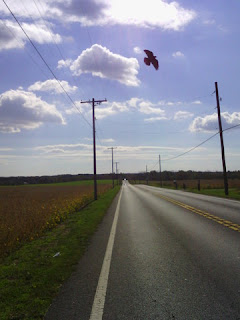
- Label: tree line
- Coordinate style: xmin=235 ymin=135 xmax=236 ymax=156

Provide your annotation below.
xmin=1 ymin=170 xmax=240 ymax=186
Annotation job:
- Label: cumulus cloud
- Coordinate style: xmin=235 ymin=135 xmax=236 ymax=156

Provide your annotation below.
xmin=0 ymin=0 xmax=196 ymax=31
xmin=172 ymin=51 xmax=184 ymax=58
xmin=51 ymin=0 xmax=196 ymax=30
xmin=0 ymin=89 xmax=65 ymax=133
xmin=174 ymin=111 xmax=194 ymax=120
xmin=0 ymin=20 xmax=62 ymax=51
xmin=61 ymin=44 xmax=140 ymax=86
xmin=189 ymin=112 xmax=240 ymax=133
xmin=94 ymin=98 xmax=165 ymax=119
xmin=66 ymin=97 xmax=166 ymax=119
xmin=28 ymin=79 xmax=77 ymax=94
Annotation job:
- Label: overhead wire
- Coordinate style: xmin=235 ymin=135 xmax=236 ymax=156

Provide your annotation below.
xmin=147 ymin=122 xmax=240 ymax=169
xmin=32 ymin=0 xmax=85 ymax=99
xmin=2 ymin=0 xmax=92 ymax=129
xmin=0 ymin=19 xmax=51 ymax=80
xmin=223 ymin=123 xmax=240 ymax=133
xmin=161 ymin=132 xmax=219 ymax=162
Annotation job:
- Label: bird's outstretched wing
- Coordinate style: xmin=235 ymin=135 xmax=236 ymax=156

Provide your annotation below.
xmin=144 ymin=49 xmax=154 ymax=59
xmin=152 ymin=58 xmax=159 ymax=70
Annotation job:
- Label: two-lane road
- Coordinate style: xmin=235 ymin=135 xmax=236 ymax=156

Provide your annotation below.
xmin=45 ymin=183 xmax=240 ymax=319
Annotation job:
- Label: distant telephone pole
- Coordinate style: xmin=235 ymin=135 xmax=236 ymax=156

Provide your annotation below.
xmin=81 ymin=98 xmax=107 ymax=200
xmin=215 ymin=82 xmax=228 ymax=195
xmin=115 ymin=161 xmax=119 ymax=174
xmin=159 ymin=154 xmax=162 ymax=187
xmin=108 ymin=147 xmax=117 ymax=188
xmin=115 ymin=161 xmax=119 ymax=185
xmin=146 ymin=165 xmax=148 ymax=185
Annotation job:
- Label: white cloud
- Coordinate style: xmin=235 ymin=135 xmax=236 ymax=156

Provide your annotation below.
xmin=133 ymin=46 xmax=142 ymax=54
xmin=0 ymin=89 xmax=65 ymax=133
xmin=192 ymin=100 xmax=202 ymax=105
xmin=57 ymin=59 xmax=73 ymax=69
xmin=138 ymin=101 xmax=165 ymax=115
xmin=144 ymin=116 xmax=168 ymax=122
xmin=62 ymin=44 xmax=140 ymax=86
xmin=34 ymin=142 xmax=184 ymax=160
xmin=189 ymin=112 xmax=240 ymax=133
xmin=174 ymin=111 xmax=194 ymax=120
xmin=28 ymin=79 xmax=77 ymax=94
xmin=65 ymin=101 xmax=91 ymax=115
xmin=0 ymin=20 xmax=62 ymax=51
xmin=51 ymin=0 xmax=196 ymax=30
xmin=94 ymin=98 xmax=165 ymax=119
xmin=172 ymin=51 xmax=184 ymax=58
xmin=95 ymin=101 xmax=129 ymax=119
xmin=0 ymin=0 xmax=196 ymax=31
xmin=66 ymin=97 xmax=166 ymax=120
xmin=84 ymin=137 xmax=114 ymax=143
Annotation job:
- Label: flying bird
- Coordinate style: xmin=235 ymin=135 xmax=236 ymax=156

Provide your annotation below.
xmin=144 ymin=49 xmax=159 ymax=70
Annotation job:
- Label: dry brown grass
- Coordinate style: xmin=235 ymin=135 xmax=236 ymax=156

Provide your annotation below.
xmin=0 ymin=184 xmax=111 ymax=257
xmin=160 ymin=179 xmax=240 ymax=189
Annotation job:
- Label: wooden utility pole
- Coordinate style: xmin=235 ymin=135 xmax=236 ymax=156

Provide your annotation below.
xmin=81 ymin=98 xmax=107 ymax=200
xmin=146 ymin=165 xmax=148 ymax=185
xmin=159 ymin=154 xmax=162 ymax=187
xmin=108 ymin=147 xmax=116 ymax=188
xmin=115 ymin=161 xmax=119 ymax=185
xmin=215 ymin=82 xmax=228 ymax=195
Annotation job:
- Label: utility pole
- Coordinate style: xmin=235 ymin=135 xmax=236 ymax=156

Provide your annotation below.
xmin=159 ymin=154 xmax=162 ymax=187
xmin=146 ymin=165 xmax=148 ymax=185
xmin=115 ymin=161 xmax=119 ymax=185
xmin=81 ymin=98 xmax=107 ymax=200
xmin=108 ymin=147 xmax=117 ymax=188
xmin=215 ymin=82 xmax=228 ymax=195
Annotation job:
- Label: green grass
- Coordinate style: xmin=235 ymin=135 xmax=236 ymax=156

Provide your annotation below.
xmin=186 ymin=188 xmax=240 ymax=200
xmin=0 ymin=186 xmax=120 ymax=320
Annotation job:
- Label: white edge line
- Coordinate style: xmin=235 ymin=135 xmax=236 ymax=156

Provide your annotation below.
xmin=89 ymin=187 xmax=123 ymax=320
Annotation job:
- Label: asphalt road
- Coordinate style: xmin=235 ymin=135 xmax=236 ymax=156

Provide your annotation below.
xmin=45 ymin=182 xmax=240 ymax=320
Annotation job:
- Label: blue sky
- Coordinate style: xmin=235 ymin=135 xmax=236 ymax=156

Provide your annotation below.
xmin=0 ymin=0 xmax=239 ymax=176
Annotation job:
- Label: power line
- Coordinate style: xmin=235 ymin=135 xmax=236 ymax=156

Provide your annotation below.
xmin=0 ymin=19 xmax=51 ymax=80
xmin=2 ymin=0 xmax=92 ymax=128
xmin=32 ymin=0 xmax=85 ymax=99
xmin=223 ymin=123 xmax=240 ymax=133
xmin=162 ymin=132 xmax=219 ymax=162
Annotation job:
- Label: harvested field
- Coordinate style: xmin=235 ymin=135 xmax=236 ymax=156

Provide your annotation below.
xmin=0 ymin=183 xmax=111 ymax=257
xmin=159 ymin=178 xmax=240 ymax=189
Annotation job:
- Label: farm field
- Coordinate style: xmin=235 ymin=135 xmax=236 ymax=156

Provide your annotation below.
xmin=133 ymin=179 xmax=240 ymax=200
xmin=0 ymin=185 xmax=120 ymax=320
xmin=0 ymin=180 xmax=112 ymax=258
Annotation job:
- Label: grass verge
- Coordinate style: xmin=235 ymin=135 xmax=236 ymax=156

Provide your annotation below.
xmin=0 ymin=186 xmax=120 ymax=320
xmin=185 ymin=187 xmax=240 ymax=200
xmin=140 ymin=181 xmax=240 ymax=201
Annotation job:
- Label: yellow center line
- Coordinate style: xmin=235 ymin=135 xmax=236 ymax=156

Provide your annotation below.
xmin=154 ymin=192 xmax=240 ymax=233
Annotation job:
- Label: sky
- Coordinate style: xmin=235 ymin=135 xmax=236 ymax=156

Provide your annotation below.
xmin=0 ymin=0 xmax=240 ymax=177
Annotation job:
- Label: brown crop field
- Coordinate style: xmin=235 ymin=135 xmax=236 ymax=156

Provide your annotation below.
xmin=159 ymin=178 xmax=240 ymax=189
xmin=0 ymin=183 xmax=111 ymax=258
